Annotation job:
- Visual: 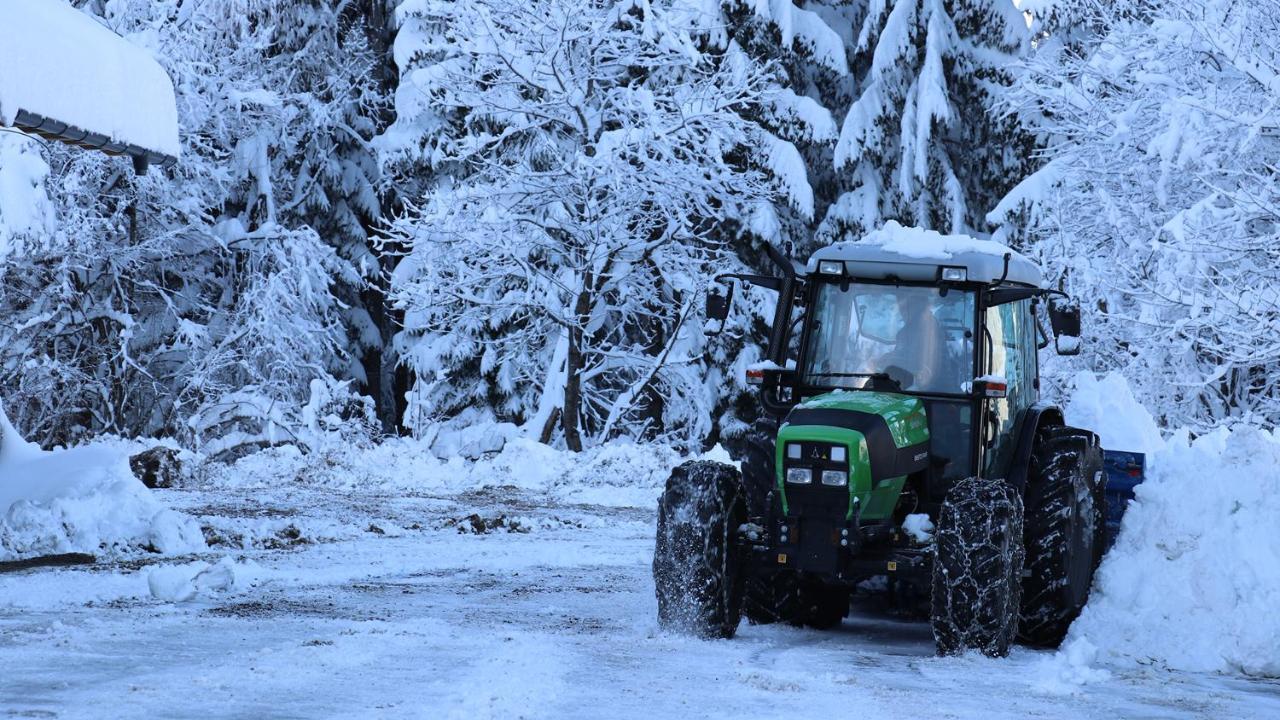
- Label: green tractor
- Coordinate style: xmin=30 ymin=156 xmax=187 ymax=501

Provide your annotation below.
xmin=652 ymin=231 xmax=1106 ymax=657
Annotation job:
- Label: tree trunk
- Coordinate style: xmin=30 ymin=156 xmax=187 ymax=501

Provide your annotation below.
xmin=562 ymin=325 xmax=584 ymax=452
xmin=561 ymin=277 xmax=593 ymax=452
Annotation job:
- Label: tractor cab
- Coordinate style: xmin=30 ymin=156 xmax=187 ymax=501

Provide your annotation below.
xmin=792 ymin=241 xmax=1075 ymax=487
xmin=720 ymin=232 xmax=1082 ymax=506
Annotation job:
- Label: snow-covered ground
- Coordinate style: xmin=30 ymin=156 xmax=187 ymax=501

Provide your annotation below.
xmin=2 ymin=413 xmax=1279 ymax=718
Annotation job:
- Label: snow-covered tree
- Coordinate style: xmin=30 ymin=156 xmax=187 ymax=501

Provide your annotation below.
xmin=712 ymin=0 xmax=854 ymax=251
xmin=0 ymin=1 xmax=391 ymax=450
xmin=991 ymin=0 xmax=1280 ymax=429
xmin=386 ymin=0 xmax=795 ymax=450
xmin=824 ymin=0 xmax=1031 ymax=240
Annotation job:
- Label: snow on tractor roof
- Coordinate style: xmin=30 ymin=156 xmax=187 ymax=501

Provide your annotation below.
xmin=0 ymin=0 xmax=180 ymax=171
xmin=807 ymin=221 xmax=1043 ymax=287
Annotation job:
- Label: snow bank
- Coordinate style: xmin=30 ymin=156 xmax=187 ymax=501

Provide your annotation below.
xmin=0 ymin=0 xmax=180 ymax=159
xmin=0 ymin=404 xmax=205 ymax=560
xmin=1057 ymin=373 xmax=1280 ymax=678
xmin=1063 ymin=371 xmax=1163 ymax=455
xmin=204 ymin=427 xmax=686 ymax=509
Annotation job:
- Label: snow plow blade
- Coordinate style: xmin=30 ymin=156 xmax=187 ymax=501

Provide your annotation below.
xmin=1102 ymin=450 xmax=1145 ymax=549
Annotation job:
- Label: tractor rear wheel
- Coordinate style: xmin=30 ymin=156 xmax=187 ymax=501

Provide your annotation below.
xmin=1019 ymin=425 xmax=1107 ymax=647
xmin=931 ymin=476 xmax=1025 ymax=657
xmin=739 ymin=417 xmax=779 ymax=518
xmin=744 ymin=571 xmax=803 ymax=625
xmin=798 ymin=580 xmax=849 ymax=629
xmin=653 ymin=460 xmax=747 ymax=638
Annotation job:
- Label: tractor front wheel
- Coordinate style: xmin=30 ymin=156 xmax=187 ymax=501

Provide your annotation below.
xmin=931 ymin=476 xmax=1025 ymax=657
xmin=653 ymin=460 xmax=747 ymax=638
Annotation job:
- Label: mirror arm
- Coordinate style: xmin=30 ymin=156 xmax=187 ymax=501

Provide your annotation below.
xmin=764 ymin=243 xmax=796 ymax=279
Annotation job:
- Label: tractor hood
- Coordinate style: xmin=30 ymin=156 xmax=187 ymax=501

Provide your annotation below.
xmin=781 ymin=390 xmax=930 ymax=481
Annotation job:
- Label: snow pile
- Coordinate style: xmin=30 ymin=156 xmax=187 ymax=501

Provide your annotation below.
xmin=0 ymin=404 xmax=205 ymax=560
xmin=1030 ymin=637 xmax=1111 ymax=695
xmin=1063 ymin=371 xmax=1163 ymax=456
xmin=202 ymin=429 xmax=684 ymax=509
xmin=148 ymin=557 xmax=264 ymax=603
xmin=0 ymin=0 xmax=180 ymax=158
xmin=1057 ymin=373 xmax=1280 ymax=678
xmin=861 ymin=221 xmax=1021 ymax=262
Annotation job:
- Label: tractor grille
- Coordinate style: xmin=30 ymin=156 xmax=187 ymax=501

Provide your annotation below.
xmin=781 ymin=440 xmax=851 ymax=522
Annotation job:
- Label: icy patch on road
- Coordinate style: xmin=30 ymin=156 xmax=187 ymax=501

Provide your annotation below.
xmin=0 ymin=406 xmax=205 ymax=561
xmin=1060 ymin=373 xmax=1280 ymax=678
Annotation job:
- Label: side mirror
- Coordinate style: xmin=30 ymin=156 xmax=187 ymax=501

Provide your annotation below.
xmin=704 ymin=283 xmax=734 ymax=336
xmin=1049 ymin=299 xmax=1082 ymax=356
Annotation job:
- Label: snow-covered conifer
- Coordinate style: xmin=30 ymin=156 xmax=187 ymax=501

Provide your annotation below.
xmin=825 ymin=0 xmax=1031 ymax=241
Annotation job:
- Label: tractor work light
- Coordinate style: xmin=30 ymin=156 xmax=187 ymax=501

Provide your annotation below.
xmin=817 ymin=260 xmax=844 ymax=276
xmin=939 ymin=266 xmax=968 ymax=282
xmin=786 ymin=443 xmax=802 ymax=460
xmin=820 ymin=470 xmax=848 ymax=487
xmin=786 ymin=468 xmax=813 ymax=485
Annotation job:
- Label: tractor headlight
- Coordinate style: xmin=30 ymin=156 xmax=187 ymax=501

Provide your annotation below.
xmin=831 ymin=445 xmax=846 ymax=463
xmin=820 ymin=470 xmax=848 ymax=486
xmin=786 ymin=443 xmax=802 ymax=460
xmin=786 ymin=467 xmax=812 ymax=485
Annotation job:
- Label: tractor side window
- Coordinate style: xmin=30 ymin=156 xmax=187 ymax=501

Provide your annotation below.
xmin=984 ymin=300 xmax=1034 ymax=477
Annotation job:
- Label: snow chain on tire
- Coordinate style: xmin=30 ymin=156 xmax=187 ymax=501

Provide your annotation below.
xmin=653 ymin=460 xmax=747 ymax=639
xmin=931 ymin=476 xmax=1025 ymax=657
xmin=1019 ymin=425 xmax=1107 ymax=647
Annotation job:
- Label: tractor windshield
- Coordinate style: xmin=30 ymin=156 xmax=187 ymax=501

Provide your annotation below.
xmin=803 ymin=283 xmax=975 ymax=394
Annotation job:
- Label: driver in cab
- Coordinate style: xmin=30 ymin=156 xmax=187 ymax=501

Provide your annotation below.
xmin=880 ymin=293 xmax=945 ymax=390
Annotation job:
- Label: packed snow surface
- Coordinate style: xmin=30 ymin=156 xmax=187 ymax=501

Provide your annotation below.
xmin=1063 ymin=373 xmax=1280 ymax=678
xmin=0 ymin=0 xmax=180 ymax=158
xmin=0 ymin=405 xmax=204 ymax=561
xmin=2 ymin=431 xmax=1277 ymax=718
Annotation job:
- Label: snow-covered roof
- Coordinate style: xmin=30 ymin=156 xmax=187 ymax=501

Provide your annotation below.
xmin=807 ymin=221 xmax=1043 ymax=287
xmin=0 ymin=0 xmax=180 ymax=171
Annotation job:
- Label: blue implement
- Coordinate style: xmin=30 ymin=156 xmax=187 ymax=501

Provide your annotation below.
xmin=1101 ymin=450 xmax=1146 ymax=550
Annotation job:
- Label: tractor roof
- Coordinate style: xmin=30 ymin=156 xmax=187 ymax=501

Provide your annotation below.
xmin=806 ymin=222 xmax=1043 ymax=288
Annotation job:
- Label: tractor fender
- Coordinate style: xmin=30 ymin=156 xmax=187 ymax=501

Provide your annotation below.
xmin=1005 ymin=404 xmax=1065 ymax=492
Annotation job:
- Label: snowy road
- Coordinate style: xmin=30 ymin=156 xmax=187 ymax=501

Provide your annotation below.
xmin=2 ymin=479 xmax=1277 ymax=719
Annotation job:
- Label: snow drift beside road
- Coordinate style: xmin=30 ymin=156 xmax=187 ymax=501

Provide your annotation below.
xmin=1062 ymin=373 xmax=1280 ymax=678
xmin=0 ymin=405 xmax=205 ymax=561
